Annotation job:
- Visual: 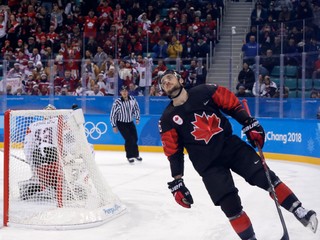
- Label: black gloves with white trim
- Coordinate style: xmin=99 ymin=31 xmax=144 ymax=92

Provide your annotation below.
xmin=168 ymin=178 xmax=194 ymax=208
xmin=242 ymin=117 xmax=265 ymax=148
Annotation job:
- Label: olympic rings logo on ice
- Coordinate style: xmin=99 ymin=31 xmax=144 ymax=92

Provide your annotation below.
xmin=84 ymin=121 xmax=108 ymax=140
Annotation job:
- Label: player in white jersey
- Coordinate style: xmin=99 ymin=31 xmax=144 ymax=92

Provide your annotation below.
xmin=19 ymin=104 xmax=96 ymax=201
xmin=19 ymin=104 xmax=60 ymax=200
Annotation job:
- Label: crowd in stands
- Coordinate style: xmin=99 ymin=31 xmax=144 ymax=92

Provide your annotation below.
xmin=0 ymin=0 xmax=219 ymax=96
xmin=239 ymin=0 xmax=320 ymax=98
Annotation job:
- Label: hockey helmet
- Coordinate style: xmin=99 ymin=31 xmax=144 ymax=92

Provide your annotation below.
xmin=44 ymin=104 xmax=56 ymax=110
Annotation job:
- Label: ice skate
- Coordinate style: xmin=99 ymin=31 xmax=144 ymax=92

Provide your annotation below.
xmin=136 ymin=157 xmax=142 ymax=162
xmin=127 ymin=158 xmax=135 ymax=164
xmin=294 ymin=206 xmax=318 ymax=233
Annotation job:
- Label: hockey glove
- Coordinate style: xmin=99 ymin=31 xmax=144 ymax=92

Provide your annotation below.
xmin=168 ymin=178 xmax=194 ymax=208
xmin=242 ymin=117 xmax=265 ymax=148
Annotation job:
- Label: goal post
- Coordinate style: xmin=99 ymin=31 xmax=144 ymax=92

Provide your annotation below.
xmin=3 ymin=108 xmax=126 ymax=229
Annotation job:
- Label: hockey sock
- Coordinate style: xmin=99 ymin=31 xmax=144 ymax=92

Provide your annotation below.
xmin=229 ymin=211 xmax=256 ymax=240
xmin=273 ymin=182 xmax=300 ymax=211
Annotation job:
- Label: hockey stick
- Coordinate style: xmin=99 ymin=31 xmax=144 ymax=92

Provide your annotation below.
xmin=0 ymin=148 xmax=28 ymax=164
xmin=242 ymin=99 xmax=290 ymax=240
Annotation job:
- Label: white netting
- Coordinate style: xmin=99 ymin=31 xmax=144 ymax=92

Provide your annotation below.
xmin=4 ymin=109 xmax=126 ymax=229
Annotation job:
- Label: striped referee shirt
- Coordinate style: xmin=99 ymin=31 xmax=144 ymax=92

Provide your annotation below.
xmin=110 ymin=95 xmax=140 ymax=127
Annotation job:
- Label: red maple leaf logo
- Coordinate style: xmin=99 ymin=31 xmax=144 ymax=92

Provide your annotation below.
xmin=191 ymin=112 xmax=223 ymax=144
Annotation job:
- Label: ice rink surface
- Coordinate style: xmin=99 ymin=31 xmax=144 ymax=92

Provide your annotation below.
xmin=0 ymin=151 xmax=319 ymax=240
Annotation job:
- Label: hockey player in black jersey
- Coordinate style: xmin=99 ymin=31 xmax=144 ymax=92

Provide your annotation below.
xmin=158 ymin=70 xmax=318 ymax=240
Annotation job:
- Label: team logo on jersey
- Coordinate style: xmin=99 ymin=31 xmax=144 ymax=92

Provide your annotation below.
xmin=191 ymin=112 xmax=223 ymax=144
xmin=173 ymin=115 xmax=183 ymax=125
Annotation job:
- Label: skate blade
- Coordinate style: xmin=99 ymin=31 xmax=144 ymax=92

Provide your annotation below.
xmin=307 ymin=214 xmax=318 ymax=233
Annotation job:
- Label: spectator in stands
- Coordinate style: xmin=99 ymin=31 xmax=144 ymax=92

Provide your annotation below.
xmin=84 ymin=50 xmax=94 ymax=61
xmin=149 ymin=84 xmax=158 ymax=96
xmin=273 ymin=86 xmax=289 ymax=98
xmin=93 ymin=46 xmax=108 ymax=69
xmin=0 ymin=7 xmax=8 ymax=49
xmin=46 ymin=25 xmax=60 ymax=52
xmin=195 ymin=59 xmax=207 ymax=86
xmin=163 ymin=27 xmax=174 ymax=44
xmin=36 ymin=6 xmax=51 ymax=33
xmin=250 ymin=2 xmax=268 ymax=26
xmin=237 ymin=62 xmax=255 ymax=91
xmin=50 ymin=3 xmax=63 ymax=33
xmin=30 ymin=84 xmax=40 ymax=95
xmin=7 ymin=13 xmax=21 ymax=47
xmin=235 ymin=84 xmax=254 ymax=97
xmin=271 ymin=36 xmax=282 ymax=55
xmin=163 ymin=11 xmax=178 ymax=34
xmin=137 ymin=12 xmax=151 ymax=32
xmin=310 ymin=91 xmax=319 ymax=99
xmin=6 ymin=84 xmax=13 ymax=95
xmin=245 ymin=26 xmax=258 ymax=43
xmin=117 ymin=36 xmax=129 ymax=59
xmin=195 ymin=37 xmax=210 ymax=59
xmin=28 ymin=48 xmax=41 ymax=65
xmin=146 ymin=4 xmax=158 ymax=22
xmin=113 ymin=3 xmax=126 ymax=29
xmin=166 ymin=35 xmax=183 ymax=63
xmin=135 ymin=54 xmax=152 ymax=94
xmin=60 ymin=86 xmax=69 ymax=96
xmin=24 ymin=61 xmax=35 ymax=78
xmin=83 ymin=9 xmax=98 ymax=42
xmin=182 ymin=39 xmax=197 ymax=63
xmin=259 ymin=24 xmax=276 ymax=55
xmin=105 ymin=68 xmax=116 ymax=96
xmin=174 ymin=24 xmax=186 ymax=45
xmin=284 ymin=38 xmax=300 ymax=66
xmin=152 ymin=39 xmax=169 ymax=60
xmin=202 ymin=24 xmax=215 ymax=45
xmin=152 ymin=59 xmax=168 ymax=78
xmin=15 ymin=87 xmax=25 ymax=96
xmin=128 ymin=2 xmax=143 ymax=21
xmin=250 ymin=63 xmax=269 ymax=78
xmin=83 ymin=58 xmax=99 ymax=81
xmin=15 ymin=49 xmax=29 ymax=66
xmin=128 ymin=82 xmax=140 ymax=96
xmin=260 ymin=75 xmax=277 ymax=97
xmin=96 ymin=72 xmax=107 ymax=90
xmin=267 ymin=2 xmax=279 ymax=20
xmin=274 ymin=0 xmax=294 ymax=11
xmin=242 ymin=35 xmax=260 ymax=66
xmin=278 ymin=6 xmax=292 ymax=22
xmin=127 ymin=35 xmax=143 ymax=56
xmin=261 ymin=49 xmax=278 ymax=74
xmin=252 ymin=74 xmax=264 ymax=96
xmin=203 ymin=2 xmax=220 ymax=22
xmin=100 ymin=56 xmax=115 ymax=74
xmin=123 ymin=14 xmax=136 ymax=34
xmin=288 ymin=26 xmax=303 ymax=45
xmin=119 ymin=60 xmax=133 ymax=85
xmin=185 ymin=69 xmax=197 ymax=90
xmin=7 ymin=62 xmax=23 ymax=78
xmin=61 ymin=70 xmax=77 ymax=94
xmin=87 ymin=83 xmax=105 ymax=96
xmin=295 ymin=0 xmax=313 ymax=23
xmin=86 ymin=37 xmax=98 ymax=56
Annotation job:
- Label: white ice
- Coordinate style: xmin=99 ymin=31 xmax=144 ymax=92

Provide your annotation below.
xmin=0 ymin=151 xmax=319 ymax=240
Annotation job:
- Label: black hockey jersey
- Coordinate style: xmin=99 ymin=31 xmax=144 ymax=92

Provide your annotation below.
xmin=159 ymin=84 xmax=250 ymax=177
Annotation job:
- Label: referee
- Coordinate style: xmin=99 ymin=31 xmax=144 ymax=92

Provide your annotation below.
xmin=110 ymin=85 xmax=142 ymax=163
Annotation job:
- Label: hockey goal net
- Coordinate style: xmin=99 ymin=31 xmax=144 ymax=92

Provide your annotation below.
xmin=3 ymin=109 xmax=126 ymax=229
